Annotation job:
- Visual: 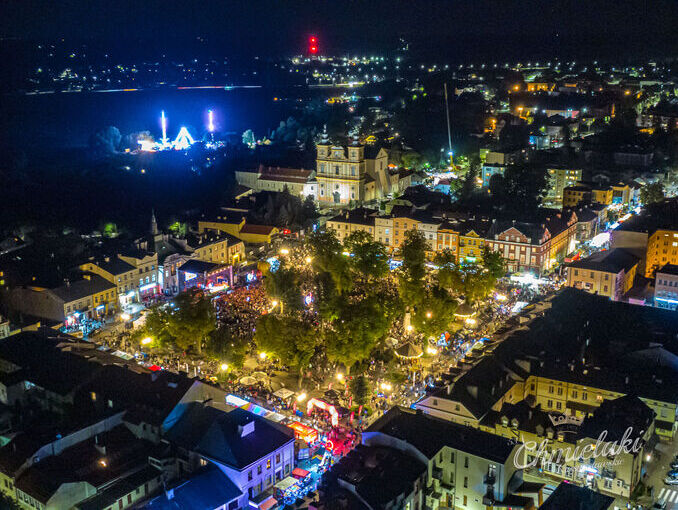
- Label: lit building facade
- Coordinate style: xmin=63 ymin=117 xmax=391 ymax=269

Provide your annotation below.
xmin=546 ymin=167 xmax=583 ymax=205
xmin=315 ymin=136 xmax=367 ymax=205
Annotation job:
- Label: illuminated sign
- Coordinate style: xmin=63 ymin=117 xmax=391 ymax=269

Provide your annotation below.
xmin=184 ymin=272 xmax=197 ymax=282
xmin=307 ymin=398 xmax=338 ymax=427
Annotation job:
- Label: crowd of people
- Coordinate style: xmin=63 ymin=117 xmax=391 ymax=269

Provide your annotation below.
xmin=213 ymin=284 xmax=269 ymax=342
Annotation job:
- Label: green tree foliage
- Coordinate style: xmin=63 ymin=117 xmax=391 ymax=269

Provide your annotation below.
xmin=482 ymin=247 xmax=506 ymax=279
xmin=167 ymin=289 xmax=216 ymax=355
xmin=639 ymin=182 xmax=665 ymax=205
xmin=434 ymin=249 xmax=457 ymax=290
xmin=459 ymin=156 xmax=480 ymax=202
xmin=503 ymin=164 xmax=549 ymax=215
xmin=255 ymin=314 xmax=318 ymax=386
xmin=401 ymin=151 xmax=424 ymax=169
xmin=263 ymin=262 xmax=303 ymax=312
xmin=206 ymin=326 xmax=248 ymax=368
xmin=460 ymin=266 xmax=497 ymax=304
xmin=349 ymin=375 xmax=372 ymax=406
xmin=247 ymin=190 xmax=317 ymax=229
xmin=168 ymin=221 xmax=187 ymax=238
xmin=400 ymin=230 xmax=428 ymax=281
xmin=307 ymin=229 xmax=353 ymax=295
xmin=398 ymin=230 xmax=429 ymax=306
xmin=344 ymin=230 xmax=389 ymax=279
xmin=412 ymin=285 xmax=458 ymax=337
xmin=134 ymin=305 xmax=175 ymax=348
xmin=488 ymin=173 xmax=507 ymax=201
xmin=306 ymin=230 xmax=343 ymax=273
xmin=325 ymin=294 xmax=394 ymax=373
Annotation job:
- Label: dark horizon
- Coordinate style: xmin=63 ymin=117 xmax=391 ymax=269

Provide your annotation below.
xmin=2 ymin=0 xmax=678 ymax=62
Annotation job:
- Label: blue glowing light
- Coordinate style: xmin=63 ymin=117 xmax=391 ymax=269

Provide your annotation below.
xmin=174 ymin=127 xmax=195 ymax=150
xmin=208 ymin=110 xmax=215 ymax=133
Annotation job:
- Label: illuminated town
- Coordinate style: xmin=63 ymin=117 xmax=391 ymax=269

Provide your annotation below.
xmin=2 ymin=2 xmax=678 ymax=510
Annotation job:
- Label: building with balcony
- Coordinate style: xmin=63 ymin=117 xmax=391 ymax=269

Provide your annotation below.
xmin=363 ymin=407 xmax=537 ymax=510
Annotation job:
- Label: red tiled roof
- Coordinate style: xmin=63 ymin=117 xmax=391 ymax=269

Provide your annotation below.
xmin=240 ymin=224 xmax=276 ymax=236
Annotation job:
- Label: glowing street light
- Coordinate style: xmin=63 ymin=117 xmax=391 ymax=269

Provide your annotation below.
xmin=305 ymin=256 xmax=312 ymax=264
xmin=426 ymin=346 xmax=437 ymax=355
xmin=141 ymin=337 xmax=153 ymax=345
xmin=495 ymin=294 xmax=507 ymax=301
xmin=406 ymin=325 xmax=414 ymax=332
xmin=207 ymin=109 xmax=215 ymax=133
xmin=279 ymin=248 xmax=289 ymax=255
xmin=380 ymin=382 xmax=392 ymax=391
xmin=160 ymin=110 xmax=168 ymax=145
xmin=259 ymin=352 xmax=267 ymax=360
xmin=220 ymin=363 xmax=228 ymax=371
xmin=336 ymin=373 xmax=344 ymax=381
xmin=426 ymin=311 xmax=432 ymax=319
xmin=296 ymin=392 xmax=307 ymax=402
xmin=465 ymin=317 xmax=477 ymax=327
xmin=271 ymin=300 xmax=279 ymax=308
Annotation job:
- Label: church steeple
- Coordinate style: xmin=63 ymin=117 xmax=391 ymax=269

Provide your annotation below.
xmin=320 ymin=124 xmax=329 ymax=145
xmin=150 ymin=209 xmax=158 ymax=236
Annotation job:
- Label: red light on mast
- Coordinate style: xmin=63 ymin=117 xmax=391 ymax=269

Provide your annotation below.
xmin=309 ymin=36 xmax=318 ymax=54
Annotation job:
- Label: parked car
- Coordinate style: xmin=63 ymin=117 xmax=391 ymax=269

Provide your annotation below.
xmin=663 ymin=477 xmax=678 ymax=485
xmin=652 ymin=500 xmax=667 ymax=510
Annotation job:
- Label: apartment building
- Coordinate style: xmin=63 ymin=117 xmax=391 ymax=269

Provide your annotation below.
xmin=565 ymin=248 xmax=639 ymax=301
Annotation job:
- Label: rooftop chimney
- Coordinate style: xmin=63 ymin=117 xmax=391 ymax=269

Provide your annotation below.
xmin=239 ymin=421 xmax=255 ymax=437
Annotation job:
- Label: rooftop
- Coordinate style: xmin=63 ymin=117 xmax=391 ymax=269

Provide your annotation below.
xmin=566 ymin=248 xmax=639 ymax=274
xmin=578 ymin=395 xmax=654 ymax=443
xmin=82 ymin=257 xmax=136 ymax=275
xmin=330 ymin=443 xmax=426 ymax=509
xmin=366 ymin=407 xmax=517 ymax=463
xmin=164 ymin=404 xmax=294 ymax=470
xmin=178 ymin=259 xmax=227 ymax=274
xmin=144 ymin=466 xmax=243 ymax=510
xmin=540 ymin=481 xmax=614 ymax=510
xmin=15 ymin=425 xmax=154 ymax=504
xmin=658 ymin=264 xmax=678 ymax=277
xmin=50 ymin=275 xmax=116 ymax=304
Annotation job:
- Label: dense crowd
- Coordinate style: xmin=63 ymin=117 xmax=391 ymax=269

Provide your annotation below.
xmin=214 ymin=284 xmax=269 ymax=342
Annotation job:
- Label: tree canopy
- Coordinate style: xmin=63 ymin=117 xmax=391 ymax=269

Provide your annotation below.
xmin=344 ymin=230 xmax=389 ymax=279
xmin=255 ymin=314 xmax=318 ymax=386
xmin=640 ymin=182 xmax=665 ymax=205
xmin=168 ymin=289 xmax=216 ymax=354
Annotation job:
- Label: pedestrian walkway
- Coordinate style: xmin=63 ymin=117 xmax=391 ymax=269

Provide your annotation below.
xmin=657 ymin=487 xmax=678 ymax=506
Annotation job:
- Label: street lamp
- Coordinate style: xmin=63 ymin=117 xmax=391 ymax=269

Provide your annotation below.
xmin=426 ymin=311 xmax=432 ymax=319
xmin=305 ymin=256 xmax=312 ymax=264
xmin=296 ymin=392 xmax=307 ymax=402
xmin=141 ymin=337 xmax=152 ymax=345
xmin=406 ymin=325 xmax=413 ymax=332
xmin=220 ymin=363 xmax=228 ymax=371
xmin=426 ymin=346 xmax=437 ymax=355
xmin=271 ymin=300 xmax=278 ymax=308
xmin=259 ymin=352 xmax=267 ymax=360
xmin=380 ymin=382 xmax=392 ymax=391
xmin=336 ymin=373 xmax=344 ymax=382
xmin=279 ymin=248 xmax=289 ymax=255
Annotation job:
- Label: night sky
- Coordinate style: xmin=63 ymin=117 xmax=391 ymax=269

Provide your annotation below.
xmin=1 ymin=0 xmax=678 ymax=60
